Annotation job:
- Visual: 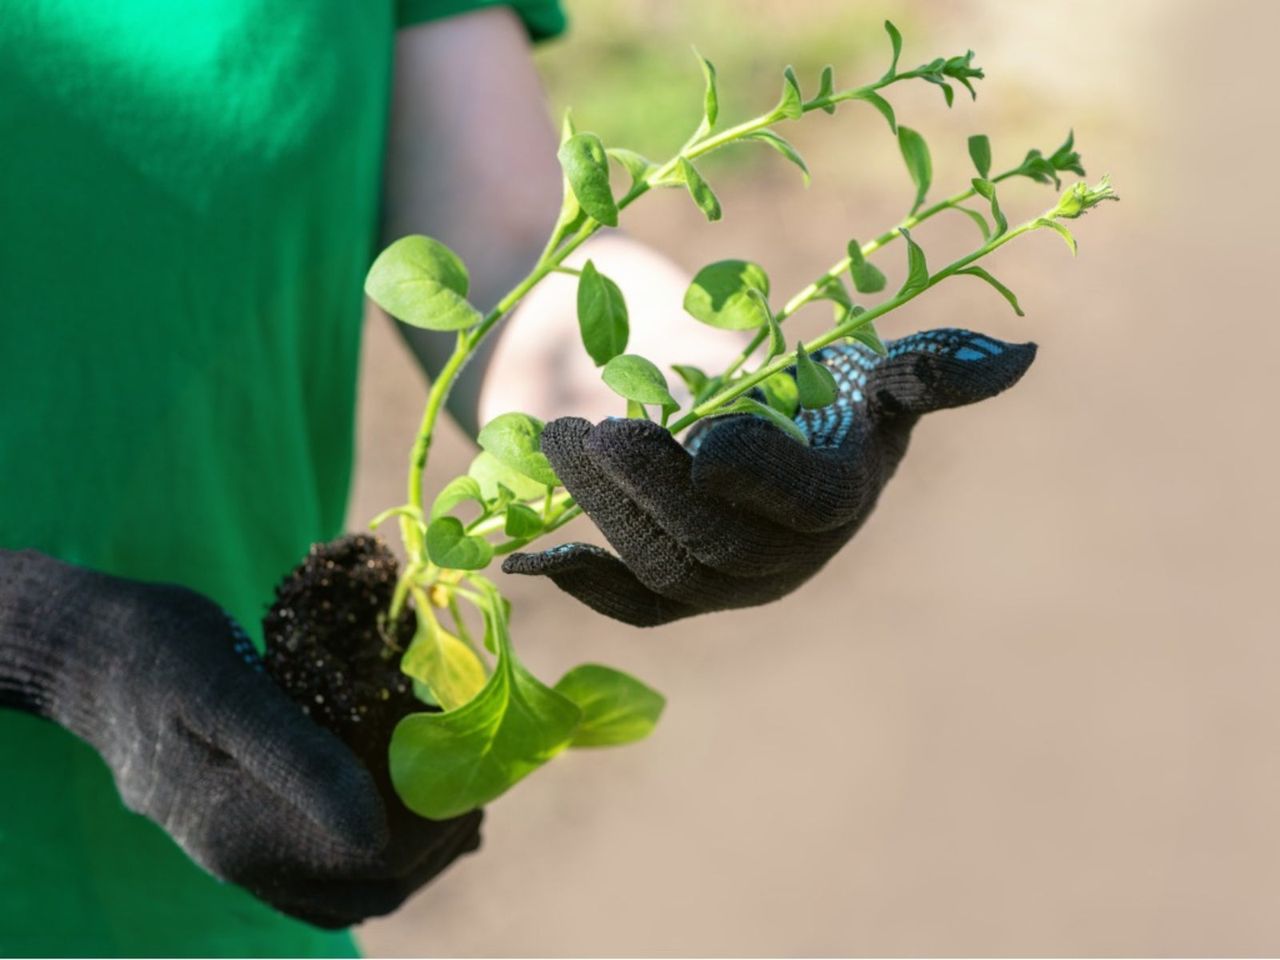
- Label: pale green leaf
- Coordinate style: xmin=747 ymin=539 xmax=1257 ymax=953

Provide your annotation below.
xmin=477 ymin=413 xmax=559 ymax=487
xmin=853 ymin=90 xmax=896 ymax=135
xmin=503 ymin=502 xmax=544 ymax=539
xmin=968 ymin=134 xmax=992 ymax=179
xmin=429 ymin=476 xmax=485 ymax=522
xmin=883 ymin=20 xmax=903 ymax=78
xmin=468 ymin=452 xmax=546 ymax=503
xmin=683 ymin=260 xmax=771 ymax=330
xmin=576 ymin=260 xmax=629 ymax=366
xmin=795 ymin=342 xmax=838 ymax=409
xmin=956 ymin=266 xmax=1025 ymax=316
xmin=676 ymin=157 xmax=721 ymax=221
xmin=555 ymin=664 xmax=665 ymax=748
xmin=365 ymin=235 xmax=483 ymax=332
xmin=971 ymin=177 xmax=1007 ymax=236
xmin=897 ymin=228 xmax=930 ymax=298
xmin=391 ymin=589 xmax=581 ymax=819
xmin=743 ymin=130 xmax=810 ymax=185
xmin=401 ymin=609 xmax=488 ymax=713
xmin=557 ymin=132 xmax=618 ymax=227
xmin=602 ymin=354 xmax=678 ymax=409
xmin=425 ymin=517 xmax=493 ymax=571
xmin=897 ymin=126 xmax=932 ymax=214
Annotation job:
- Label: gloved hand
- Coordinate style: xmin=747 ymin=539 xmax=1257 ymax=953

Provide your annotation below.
xmin=0 ymin=549 xmax=481 ymax=929
xmin=504 ymin=328 xmax=1036 ymax=626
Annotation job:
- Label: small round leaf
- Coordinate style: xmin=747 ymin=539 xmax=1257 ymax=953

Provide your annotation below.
xmin=601 ymin=355 xmax=678 ymax=409
xmin=477 ymin=413 xmax=559 ymax=488
xmin=683 ymin=260 xmax=772 ymax=331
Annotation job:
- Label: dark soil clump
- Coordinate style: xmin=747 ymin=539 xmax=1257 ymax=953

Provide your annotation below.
xmin=262 ymin=534 xmax=418 ymax=776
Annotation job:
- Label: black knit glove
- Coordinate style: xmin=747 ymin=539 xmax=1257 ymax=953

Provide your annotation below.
xmin=504 ymin=328 xmax=1036 ymax=626
xmin=0 ymin=550 xmax=481 ymax=929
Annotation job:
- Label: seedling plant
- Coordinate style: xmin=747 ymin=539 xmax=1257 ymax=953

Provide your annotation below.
xmin=352 ymin=23 xmax=1116 ymax=820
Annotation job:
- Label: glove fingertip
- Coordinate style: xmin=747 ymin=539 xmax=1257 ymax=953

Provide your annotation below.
xmin=539 ymin=416 xmax=592 ymax=459
xmin=502 ymin=543 xmax=613 ymax=577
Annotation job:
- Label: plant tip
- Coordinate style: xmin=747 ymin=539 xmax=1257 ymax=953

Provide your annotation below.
xmin=1051 ymin=174 xmax=1117 ymax=219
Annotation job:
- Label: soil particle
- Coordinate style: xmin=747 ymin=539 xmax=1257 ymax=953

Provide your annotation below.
xmin=262 ymin=534 xmax=419 ymax=775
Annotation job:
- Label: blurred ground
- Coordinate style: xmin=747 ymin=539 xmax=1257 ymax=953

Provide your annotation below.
xmin=360 ymin=0 xmax=1280 ymax=954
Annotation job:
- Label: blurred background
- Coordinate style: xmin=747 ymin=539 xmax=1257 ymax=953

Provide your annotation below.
xmin=361 ymin=0 xmax=1280 ymax=954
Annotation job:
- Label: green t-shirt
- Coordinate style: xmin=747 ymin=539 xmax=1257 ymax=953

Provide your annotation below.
xmin=0 ymin=1 xmax=563 ymax=955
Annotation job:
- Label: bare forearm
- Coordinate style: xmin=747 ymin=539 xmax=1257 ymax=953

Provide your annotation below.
xmin=381 ymin=7 xmax=561 ymax=436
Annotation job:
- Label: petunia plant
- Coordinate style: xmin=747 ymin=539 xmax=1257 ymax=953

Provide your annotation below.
xmin=361 ymin=23 xmax=1117 ymax=820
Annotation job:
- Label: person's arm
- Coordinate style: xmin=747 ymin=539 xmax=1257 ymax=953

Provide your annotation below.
xmin=382 ymin=7 xmax=561 ymax=437
xmin=0 ymin=549 xmax=481 ymax=928
xmin=382 ymin=8 xmax=741 ymax=433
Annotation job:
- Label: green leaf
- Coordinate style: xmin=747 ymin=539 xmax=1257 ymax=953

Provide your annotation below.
xmin=952 ymin=205 xmax=991 ymax=240
xmin=425 ymin=517 xmax=494 ymax=571
xmin=391 ymin=589 xmax=582 ymax=819
xmin=716 ymin=396 xmax=808 ymax=445
xmin=1035 ymin=217 xmax=1078 ymax=255
xmin=814 ymin=274 xmax=853 ymax=310
xmin=1015 ymin=148 xmax=1061 ymax=187
xmin=492 ymin=484 xmax=518 ymax=510
xmin=602 ymin=354 xmax=678 ymax=410
xmin=559 ymin=108 xmax=576 ymax=143
xmin=671 ymin=364 xmax=708 ymax=397
xmin=401 ymin=608 xmax=488 ymax=713
xmin=683 ymin=259 xmax=771 ymax=330
xmin=846 ymin=240 xmax=887 ymax=294
xmin=849 ymin=319 xmax=888 ymax=356
xmin=853 ymin=90 xmax=896 ymax=135
xmin=743 ymin=130 xmax=810 ymax=185
xmin=607 ymin=147 xmax=656 ymax=191
xmin=794 ymin=342 xmax=837 ymax=409
xmin=477 ymin=413 xmax=559 ymax=487
xmin=468 ymin=452 xmax=545 ymax=502
xmin=503 ymin=502 xmax=544 ymax=539
xmin=971 ymin=177 xmax=1007 ymax=237
xmin=755 ymin=291 xmax=786 ymax=360
xmin=557 ymin=132 xmax=618 ymax=227
xmin=816 ymin=65 xmax=836 ymax=114
xmin=775 ymin=65 xmax=804 ymax=119
xmin=576 ymin=260 xmax=629 ymax=366
xmin=1049 ymin=129 xmax=1086 ymax=177
xmin=693 ymin=374 xmax=726 ymax=406
xmin=897 ymin=126 xmax=932 ymax=215
xmin=897 ymin=228 xmax=930 ymax=298
xmin=922 ymin=73 xmax=955 ymax=107
xmin=554 ymin=110 xmax=583 ymax=226
xmin=757 ymin=371 xmax=800 ymax=418
xmin=883 ymin=20 xmax=903 ymax=78
xmin=956 ymin=266 xmax=1025 ymax=317
xmin=675 ymin=157 xmax=721 ymax=221
xmin=365 ymin=236 xmax=483 ymax=332
xmin=942 ymin=50 xmax=984 ymax=99
xmin=968 ymin=134 xmax=992 ymax=179
xmin=694 ymin=49 xmax=718 ymax=134
xmin=429 ymin=476 xmax=485 ymax=522
xmin=554 ymin=664 xmax=665 ymax=747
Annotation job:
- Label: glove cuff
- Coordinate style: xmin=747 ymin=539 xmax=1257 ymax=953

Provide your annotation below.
xmin=0 ymin=549 xmax=105 ymax=732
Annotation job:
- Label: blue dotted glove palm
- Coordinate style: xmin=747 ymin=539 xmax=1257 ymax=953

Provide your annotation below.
xmin=504 ymin=328 xmax=1036 ymax=626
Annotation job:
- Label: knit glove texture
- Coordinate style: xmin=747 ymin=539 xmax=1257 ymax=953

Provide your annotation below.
xmin=0 ymin=549 xmax=481 ymax=929
xmin=504 ymin=328 xmax=1036 ymax=626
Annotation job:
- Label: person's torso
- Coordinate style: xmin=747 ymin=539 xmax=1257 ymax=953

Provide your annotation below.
xmin=0 ymin=2 xmax=396 ymax=953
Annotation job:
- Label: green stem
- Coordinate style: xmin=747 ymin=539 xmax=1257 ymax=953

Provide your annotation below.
xmin=394 ymin=59 xmax=1013 ymax=587
xmin=720 ymin=168 xmax=1022 ymax=381
xmin=400 ymin=69 xmax=942 ymax=525
xmin=671 ymin=215 xmax=1038 ymax=433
